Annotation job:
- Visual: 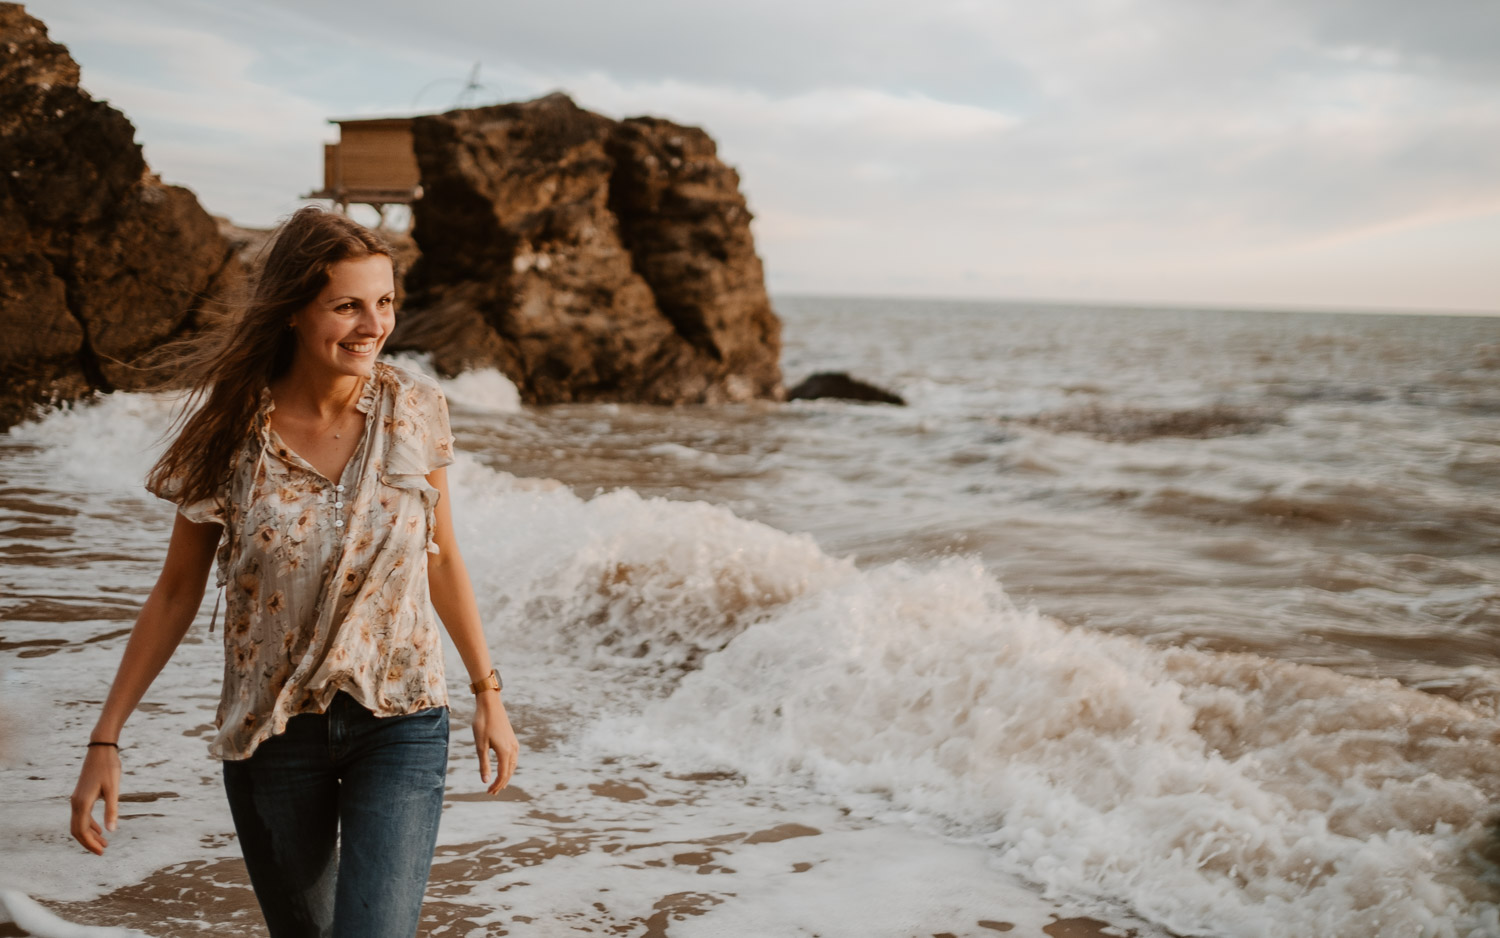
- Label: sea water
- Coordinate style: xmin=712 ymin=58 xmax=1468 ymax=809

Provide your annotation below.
xmin=2 ymin=299 xmax=1499 ymax=937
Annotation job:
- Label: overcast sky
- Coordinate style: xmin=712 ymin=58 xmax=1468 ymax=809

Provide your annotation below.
xmin=33 ymin=0 xmax=1500 ymax=313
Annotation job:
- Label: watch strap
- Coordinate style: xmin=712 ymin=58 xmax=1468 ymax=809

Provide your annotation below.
xmin=469 ymin=668 xmax=502 ymax=694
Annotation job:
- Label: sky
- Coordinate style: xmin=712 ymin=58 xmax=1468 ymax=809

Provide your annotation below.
xmin=31 ymin=0 xmax=1500 ymax=313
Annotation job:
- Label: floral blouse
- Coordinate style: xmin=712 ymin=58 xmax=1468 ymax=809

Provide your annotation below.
xmin=152 ymin=362 xmax=456 ymax=760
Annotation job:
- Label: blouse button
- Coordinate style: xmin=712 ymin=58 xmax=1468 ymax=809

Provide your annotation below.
xmin=335 ymin=519 xmax=345 ymax=528
xmin=335 ymin=501 xmax=344 ymax=509
xmin=335 ymin=484 xmax=345 ymax=492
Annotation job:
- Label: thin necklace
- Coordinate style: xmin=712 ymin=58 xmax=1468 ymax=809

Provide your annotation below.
xmin=328 ymin=393 xmax=359 ymax=440
xmin=268 ymin=377 xmax=364 ymax=442
xmin=332 ymin=377 xmax=370 ymax=439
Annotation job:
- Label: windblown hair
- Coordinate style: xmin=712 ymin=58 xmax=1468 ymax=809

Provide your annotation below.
xmin=146 ymin=207 xmax=392 ymax=508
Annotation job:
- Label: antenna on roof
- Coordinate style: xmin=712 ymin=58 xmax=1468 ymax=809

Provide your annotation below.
xmin=412 ymin=63 xmax=495 ymax=112
xmin=454 ymin=63 xmax=487 ymax=108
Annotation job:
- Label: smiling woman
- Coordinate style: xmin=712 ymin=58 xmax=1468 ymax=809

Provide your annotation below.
xmin=68 ymin=207 xmax=519 ymax=938
xmin=291 ymin=254 xmax=395 ymax=374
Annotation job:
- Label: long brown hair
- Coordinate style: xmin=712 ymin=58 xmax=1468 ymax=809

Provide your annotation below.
xmin=147 ymin=207 xmax=392 ymax=507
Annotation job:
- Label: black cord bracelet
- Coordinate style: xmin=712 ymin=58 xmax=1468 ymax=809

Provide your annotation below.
xmin=87 ymin=741 xmax=119 ymax=748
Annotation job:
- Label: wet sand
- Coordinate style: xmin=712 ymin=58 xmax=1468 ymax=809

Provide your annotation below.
xmin=3 ymin=689 xmax=1164 ymax=938
xmin=32 ymin=793 xmax=1149 ymax=938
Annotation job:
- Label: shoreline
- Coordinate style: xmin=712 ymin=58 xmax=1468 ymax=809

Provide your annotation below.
xmin=3 ymin=696 xmax=1166 ymax=938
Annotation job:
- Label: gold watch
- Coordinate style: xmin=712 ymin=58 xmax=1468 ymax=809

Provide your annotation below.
xmin=469 ymin=668 xmax=502 ymax=694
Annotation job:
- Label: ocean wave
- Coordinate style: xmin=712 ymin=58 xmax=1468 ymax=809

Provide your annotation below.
xmin=1262 ymin=378 xmax=1500 ymax=417
xmin=4 ymin=391 xmax=185 ymax=495
xmin=447 ymin=458 xmax=851 ymax=672
xmin=1264 ymin=382 xmax=1391 ymax=405
xmin=1136 ymin=483 xmax=1500 ymax=545
xmin=581 ymin=557 xmax=1500 ymax=937
xmin=384 ymin=352 xmax=522 ymax=415
xmin=1014 ymin=403 xmax=1285 ymax=443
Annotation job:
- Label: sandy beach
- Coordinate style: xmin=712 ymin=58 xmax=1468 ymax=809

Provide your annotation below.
xmin=3 ymin=688 xmax=1162 ymax=938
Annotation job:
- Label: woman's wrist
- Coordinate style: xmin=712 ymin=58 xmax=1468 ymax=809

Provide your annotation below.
xmin=89 ymin=723 xmax=122 ymax=746
xmin=468 ymin=667 xmax=502 ymax=695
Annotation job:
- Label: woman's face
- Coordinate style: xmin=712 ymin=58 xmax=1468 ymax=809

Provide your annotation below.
xmin=288 ymin=253 xmax=396 ymax=381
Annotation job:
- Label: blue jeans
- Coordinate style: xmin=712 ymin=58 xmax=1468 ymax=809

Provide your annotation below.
xmin=222 ymin=691 xmax=449 ymax=938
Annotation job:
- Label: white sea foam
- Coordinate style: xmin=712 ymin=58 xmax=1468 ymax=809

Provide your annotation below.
xmin=643 ymin=441 xmax=719 ymax=464
xmin=441 ymin=369 xmax=522 ymax=414
xmin=444 ymin=457 xmax=848 ymax=672
xmin=385 ymin=351 xmax=522 ymax=414
xmin=0 ymin=889 xmax=146 ymax=937
xmin=6 ymin=391 xmax=187 ymax=494
xmin=583 ymin=558 xmax=1500 ymax=938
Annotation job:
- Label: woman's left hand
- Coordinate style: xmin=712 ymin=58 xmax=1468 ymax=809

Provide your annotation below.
xmin=472 ymin=693 xmax=519 ymax=794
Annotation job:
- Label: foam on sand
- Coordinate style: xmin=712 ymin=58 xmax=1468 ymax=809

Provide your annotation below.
xmin=0 ymin=887 xmax=149 ymax=936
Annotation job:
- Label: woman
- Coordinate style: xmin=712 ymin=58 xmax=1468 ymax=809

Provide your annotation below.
xmin=68 ymin=207 xmax=518 ymax=938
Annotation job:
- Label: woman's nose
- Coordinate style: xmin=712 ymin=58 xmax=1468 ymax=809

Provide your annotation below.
xmin=355 ymin=304 xmax=385 ymax=335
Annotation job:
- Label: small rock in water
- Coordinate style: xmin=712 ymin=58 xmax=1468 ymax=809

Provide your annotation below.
xmin=786 ymin=372 xmax=906 ymax=405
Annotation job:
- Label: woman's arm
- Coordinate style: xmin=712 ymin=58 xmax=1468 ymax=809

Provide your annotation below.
xmin=426 ymin=467 xmax=519 ymax=794
xmin=70 ymin=512 xmax=221 ymax=855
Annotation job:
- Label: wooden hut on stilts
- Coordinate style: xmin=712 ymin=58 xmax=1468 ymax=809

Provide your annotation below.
xmin=305 ymin=117 xmax=422 ymax=228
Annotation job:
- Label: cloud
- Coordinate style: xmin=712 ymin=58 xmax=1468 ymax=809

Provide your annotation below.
xmin=39 ymin=1 xmax=330 ymax=221
xmin=1310 ymin=0 xmax=1500 ymax=82
xmin=554 ymin=77 xmax=1016 ymax=141
xmin=27 ymin=0 xmax=1500 ymax=311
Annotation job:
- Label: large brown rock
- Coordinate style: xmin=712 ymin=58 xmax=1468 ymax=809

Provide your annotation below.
xmin=0 ymin=3 xmax=241 ymax=429
xmin=395 ymin=93 xmax=783 ymax=404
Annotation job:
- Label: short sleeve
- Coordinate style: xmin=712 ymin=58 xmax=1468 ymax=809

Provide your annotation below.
xmin=387 ymin=371 xmax=456 ymax=477
xmin=147 ymin=474 xmax=226 ymax=527
xmin=177 ymin=495 xmax=226 ymax=526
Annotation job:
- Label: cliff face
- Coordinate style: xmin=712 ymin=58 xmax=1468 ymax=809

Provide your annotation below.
xmin=0 ymin=3 xmax=241 ymax=429
xmin=395 ymin=93 xmax=783 ymax=404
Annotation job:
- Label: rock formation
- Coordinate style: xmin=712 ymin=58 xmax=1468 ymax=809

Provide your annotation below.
xmin=0 ymin=3 xmax=241 ymax=430
xmin=392 ymin=93 xmax=783 ymax=404
xmin=786 ymin=372 xmax=906 ymax=405
xmin=0 ymin=15 xmax=783 ymax=425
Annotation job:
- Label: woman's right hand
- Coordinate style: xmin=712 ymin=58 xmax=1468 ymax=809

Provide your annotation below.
xmin=70 ymin=746 xmax=121 ymax=855
xmin=66 ymin=513 xmax=220 ymax=856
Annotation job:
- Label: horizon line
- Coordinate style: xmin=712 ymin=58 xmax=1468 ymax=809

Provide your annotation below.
xmin=766 ymin=289 xmax=1500 ymax=320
